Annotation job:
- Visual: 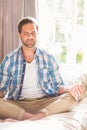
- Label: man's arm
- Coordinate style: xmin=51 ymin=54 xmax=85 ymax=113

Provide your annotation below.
xmin=0 ymin=91 xmax=4 ymax=98
xmin=0 ymin=56 xmax=11 ymax=97
xmin=58 ymin=86 xmax=68 ymax=95
xmin=58 ymin=84 xmax=84 ymax=101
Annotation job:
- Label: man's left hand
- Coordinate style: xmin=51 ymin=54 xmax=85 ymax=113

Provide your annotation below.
xmin=68 ymin=84 xmax=84 ymax=100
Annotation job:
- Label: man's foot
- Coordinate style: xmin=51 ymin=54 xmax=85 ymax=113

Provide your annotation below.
xmin=29 ymin=112 xmax=46 ymax=121
xmin=1 ymin=112 xmax=34 ymax=122
xmin=0 ymin=119 xmax=4 ymax=123
xmin=4 ymin=118 xmax=19 ymax=122
xmin=2 ymin=112 xmax=45 ymax=122
xmin=22 ymin=112 xmax=34 ymax=120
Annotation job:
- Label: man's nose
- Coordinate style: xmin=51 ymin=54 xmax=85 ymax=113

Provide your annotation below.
xmin=28 ymin=33 xmax=33 ymax=39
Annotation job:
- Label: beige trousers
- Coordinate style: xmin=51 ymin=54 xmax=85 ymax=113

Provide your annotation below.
xmin=0 ymin=93 xmax=77 ymax=120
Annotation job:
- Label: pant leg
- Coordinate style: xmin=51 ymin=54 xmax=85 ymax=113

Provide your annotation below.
xmin=0 ymin=98 xmax=25 ymax=120
xmin=0 ymin=93 xmax=77 ymax=119
xmin=14 ymin=93 xmax=77 ymax=115
xmin=40 ymin=93 xmax=77 ymax=116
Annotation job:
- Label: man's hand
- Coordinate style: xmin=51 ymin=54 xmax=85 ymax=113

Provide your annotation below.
xmin=0 ymin=91 xmax=4 ymax=98
xmin=68 ymin=84 xmax=84 ymax=100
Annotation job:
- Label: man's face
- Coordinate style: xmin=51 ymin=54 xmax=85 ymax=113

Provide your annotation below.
xmin=18 ymin=23 xmax=38 ymax=48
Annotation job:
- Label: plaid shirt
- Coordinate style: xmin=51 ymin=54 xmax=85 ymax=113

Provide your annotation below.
xmin=0 ymin=46 xmax=64 ymax=100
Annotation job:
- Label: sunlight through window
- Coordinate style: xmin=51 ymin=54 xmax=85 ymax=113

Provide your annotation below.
xmin=38 ymin=0 xmax=87 ymax=66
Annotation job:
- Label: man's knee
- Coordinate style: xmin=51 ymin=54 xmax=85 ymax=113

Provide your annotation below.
xmin=0 ymin=98 xmax=24 ymax=120
xmin=59 ymin=93 xmax=78 ymax=110
xmin=0 ymin=98 xmax=6 ymax=104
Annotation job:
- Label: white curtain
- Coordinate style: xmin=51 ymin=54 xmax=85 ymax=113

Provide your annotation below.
xmin=0 ymin=0 xmax=38 ymax=63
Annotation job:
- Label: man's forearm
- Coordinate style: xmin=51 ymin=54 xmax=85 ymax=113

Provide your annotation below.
xmin=0 ymin=91 xmax=4 ymax=98
xmin=58 ymin=86 xmax=69 ymax=95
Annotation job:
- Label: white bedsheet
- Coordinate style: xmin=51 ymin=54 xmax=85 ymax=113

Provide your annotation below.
xmin=0 ymin=97 xmax=87 ymax=130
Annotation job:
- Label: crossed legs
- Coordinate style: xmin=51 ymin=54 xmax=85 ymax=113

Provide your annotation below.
xmin=0 ymin=93 xmax=77 ymax=122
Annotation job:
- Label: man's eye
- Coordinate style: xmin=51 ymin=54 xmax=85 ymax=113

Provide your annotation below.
xmin=23 ymin=33 xmax=28 ymax=35
xmin=32 ymin=32 xmax=37 ymax=36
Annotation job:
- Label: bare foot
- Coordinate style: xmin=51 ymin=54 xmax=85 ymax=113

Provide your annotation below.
xmin=29 ymin=112 xmax=46 ymax=121
xmin=4 ymin=118 xmax=19 ymax=122
xmin=2 ymin=112 xmax=34 ymax=122
xmin=22 ymin=112 xmax=34 ymax=120
xmin=0 ymin=119 xmax=4 ymax=123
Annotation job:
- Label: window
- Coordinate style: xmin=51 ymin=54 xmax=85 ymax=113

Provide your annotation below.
xmin=38 ymin=0 xmax=87 ymax=65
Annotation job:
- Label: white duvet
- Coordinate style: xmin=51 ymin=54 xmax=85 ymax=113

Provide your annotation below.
xmin=0 ymin=97 xmax=87 ymax=130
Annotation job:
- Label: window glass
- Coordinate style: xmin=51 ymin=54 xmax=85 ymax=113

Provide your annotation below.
xmin=38 ymin=0 xmax=87 ymax=65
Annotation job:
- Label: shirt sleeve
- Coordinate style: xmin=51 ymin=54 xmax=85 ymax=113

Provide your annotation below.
xmin=0 ymin=56 xmax=12 ymax=92
xmin=48 ymin=55 xmax=65 ymax=93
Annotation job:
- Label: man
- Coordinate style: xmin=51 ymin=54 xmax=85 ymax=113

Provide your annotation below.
xmin=0 ymin=17 xmax=83 ymax=122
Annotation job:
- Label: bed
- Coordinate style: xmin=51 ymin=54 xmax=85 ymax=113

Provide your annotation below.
xmin=0 ymin=65 xmax=87 ymax=130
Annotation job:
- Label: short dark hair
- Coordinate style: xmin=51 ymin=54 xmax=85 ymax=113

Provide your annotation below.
xmin=17 ymin=17 xmax=38 ymax=33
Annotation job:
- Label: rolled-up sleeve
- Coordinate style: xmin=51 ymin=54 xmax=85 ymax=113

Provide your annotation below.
xmin=48 ymin=55 xmax=64 ymax=93
xmin=0 ymin=56 xmax=11 ymax=92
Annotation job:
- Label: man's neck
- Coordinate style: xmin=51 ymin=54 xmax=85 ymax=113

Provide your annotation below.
xmin=22 ymin=46 xmax=36 ymax=63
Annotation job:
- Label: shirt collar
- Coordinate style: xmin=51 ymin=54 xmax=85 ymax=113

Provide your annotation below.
xmin=18 ymin=45 xmax=40 ymax=60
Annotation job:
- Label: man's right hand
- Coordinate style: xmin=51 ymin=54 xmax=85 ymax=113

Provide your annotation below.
xmin=0 ymin=91 xmax=4 ymax=98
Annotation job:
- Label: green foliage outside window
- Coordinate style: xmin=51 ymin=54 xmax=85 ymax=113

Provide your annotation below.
xmin=60 ymin=45 xmax=67 ymax=63
xmin=76 ymin=50 xmax=83 ymax=63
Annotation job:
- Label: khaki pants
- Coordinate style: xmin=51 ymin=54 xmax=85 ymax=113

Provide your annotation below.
xmin=0 ymin=93 xmax=77 ymax=120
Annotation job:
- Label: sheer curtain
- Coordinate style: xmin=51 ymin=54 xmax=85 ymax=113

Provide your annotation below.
xmin=0 ymin=0 xmax=38 ymax=63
